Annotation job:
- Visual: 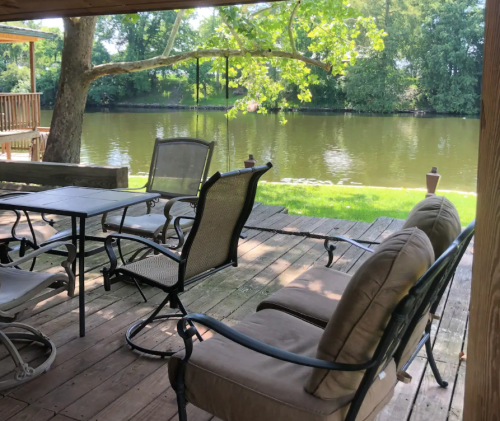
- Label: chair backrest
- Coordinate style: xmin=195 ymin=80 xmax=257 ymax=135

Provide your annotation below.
xmin=394 ymin=219 xmax=475 ymax=365
xmin=180 ymin=163 xmax=272 ymax=283
xmin=325 ymin=221 xmax=475 ymax=421
xmin=146 ymin=137 xmax=215 ymax=198
xmin=305 ymin=228 xmax=435 ymax=400
xmin=402 ymin=195 xmax=462 ymax=259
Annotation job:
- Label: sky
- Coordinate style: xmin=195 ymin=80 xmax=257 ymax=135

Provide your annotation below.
xmin=39 ymin=7 xmax=213 ymax=32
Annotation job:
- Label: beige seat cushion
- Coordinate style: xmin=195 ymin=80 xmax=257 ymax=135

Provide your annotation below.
xmin=168 ymin=309 xmax=397 ymax=421
xmin=0 ymin=267 xmax=68 ymax=312
xmin=403 ymin=195 xmax=461 ymax=258
xmin=0 ymin=223 xmax=57 ymax=245
xmin=256 ymin=266 xmax=351 ymax=327
xmin=306 ymin=228 xmax=434 ymax=399
xmin=105 ymin=214 xmax=194 ymax=238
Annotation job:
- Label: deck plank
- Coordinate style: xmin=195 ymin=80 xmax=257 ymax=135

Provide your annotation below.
xmin=0 ymin=202 xmax=471 ymax=421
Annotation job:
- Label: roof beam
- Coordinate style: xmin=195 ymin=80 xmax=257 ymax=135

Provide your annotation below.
xmin=0 ymin=0 xmax=284 ymax=22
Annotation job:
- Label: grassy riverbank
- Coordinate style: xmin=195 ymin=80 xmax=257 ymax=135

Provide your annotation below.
xmin=129 ymin=177 xmax=476 ymax=225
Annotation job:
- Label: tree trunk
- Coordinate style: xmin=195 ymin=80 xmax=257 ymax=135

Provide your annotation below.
xmin=43 ymin=17 xmax=97 ymax=163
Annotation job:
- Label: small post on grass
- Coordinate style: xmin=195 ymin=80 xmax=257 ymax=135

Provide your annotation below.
xmin=244 ymin=154 xmax=257 ymax=168
xmin=426 ymin=167 xmax=441 ymax=197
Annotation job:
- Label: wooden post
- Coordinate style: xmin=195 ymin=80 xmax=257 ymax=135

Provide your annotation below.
xmin=29 ymin=42 xmax=36 ymax=93
xmin=244 ymin=154 xmax=257 ymax=168
xmin=426 ymin=167 xmax=441 ymax=197
xmin=464 ymin=0 xmax=500 ymax=419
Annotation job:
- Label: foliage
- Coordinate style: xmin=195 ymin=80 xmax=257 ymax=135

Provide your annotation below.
xmin=0 ymin=0 xmax=485 ymax=115
xmin=417 ymin=0 xmax=484 ymax=114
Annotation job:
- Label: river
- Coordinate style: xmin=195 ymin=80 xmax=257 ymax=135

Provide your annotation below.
xmin=41 ymin=108 xmax=479 ymax=192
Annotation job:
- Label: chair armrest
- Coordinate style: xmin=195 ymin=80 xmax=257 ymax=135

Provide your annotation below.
xmin=104 ymin=233 xmax=182 ymax=268
xmin=0 ymin=192 xmax=34 ymax=199
xmin=326 ymin=236 xmax=375 ymax=253
xmin=0 ymin=241 xmax=77 ymax=268
xmin=177 ymin=313 xmax=374 ymax=371
xmin=163 ymin=196 xmax=198 ymax=219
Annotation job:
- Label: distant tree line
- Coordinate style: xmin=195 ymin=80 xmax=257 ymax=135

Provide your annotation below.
xmin=0 ymin=0 xmax=484 ymax=114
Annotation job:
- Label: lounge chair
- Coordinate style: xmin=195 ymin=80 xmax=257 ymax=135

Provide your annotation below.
xmin=256 ymin=196 xmax=471 ymax=386
xmin=101 ymin=137 xmax=215 ymax=248
xmin=0 ymin=241 xmax=76 ymax=391
xmin=169 ymin=227 xmax=435 ymax=421
xmin=102 ymin=163 xmax=272 ymax=357
xmin=0 ymin=192 xmax=70 ymax=267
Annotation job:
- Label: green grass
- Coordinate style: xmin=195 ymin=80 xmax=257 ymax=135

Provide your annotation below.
xmin=129 ymin=176 xmax=476 ymax=225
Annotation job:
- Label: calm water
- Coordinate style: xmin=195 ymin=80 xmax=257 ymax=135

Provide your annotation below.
xmin=41 ymin=108 xmax=479 ymax=192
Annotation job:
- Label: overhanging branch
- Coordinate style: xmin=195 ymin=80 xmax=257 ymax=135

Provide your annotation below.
xmin=163 ymin=9 xmax=186 ymax=57
xmin=288 ymin=1 xmax=301 ymax=55
xmin=87 ymin=48 xmax=332 ymax=81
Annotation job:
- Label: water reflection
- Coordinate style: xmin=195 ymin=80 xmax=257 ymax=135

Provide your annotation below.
xmin=41 ymin=108 xmax=479 ymax=191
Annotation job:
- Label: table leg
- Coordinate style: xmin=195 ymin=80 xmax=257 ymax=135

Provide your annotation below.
xmin=71 ymin=217 xmax=77 ymax=280
xmin=79 ymin=217 xmax=86 ymax=337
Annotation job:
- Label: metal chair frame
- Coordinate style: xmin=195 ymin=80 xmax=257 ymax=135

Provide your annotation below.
xmin=0 ymin=241 xmax=76 ymax=392
xmin=102 ymin=163 xmax=272 ymax=357
xmin=101 ymin=137 xmax=215 ymax=254
xmin=174 ymin=221 xmax=475 ymax=421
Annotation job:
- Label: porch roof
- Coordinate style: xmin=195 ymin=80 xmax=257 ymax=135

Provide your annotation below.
xmin=0 ymin=24 xmax=56 ymax=43
xmin=0 ymin=1 xmax=282 ymax=22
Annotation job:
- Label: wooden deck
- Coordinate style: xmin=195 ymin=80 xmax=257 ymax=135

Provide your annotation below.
xmin=0 ymin=198 xmax=471 ymax=421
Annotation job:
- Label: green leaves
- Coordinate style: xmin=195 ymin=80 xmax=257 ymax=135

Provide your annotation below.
xmin=199 ymin=0 xmax=385 ymax=119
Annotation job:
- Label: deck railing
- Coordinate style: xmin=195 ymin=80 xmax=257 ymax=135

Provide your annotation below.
xmin=0 ymin=93 xmax=41 ymax=132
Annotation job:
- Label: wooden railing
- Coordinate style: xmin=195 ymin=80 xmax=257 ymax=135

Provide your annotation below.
xmin=0 ymin=93 xmax=41 ymax=132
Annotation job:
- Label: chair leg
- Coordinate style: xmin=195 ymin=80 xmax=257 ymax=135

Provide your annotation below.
xmin=175 ymin=296 xmax=203 ymax=343
xmin=132 ymin=278 xmax=148 ymax=303
xmin=176 ymin=366 xmax=189 ymax=421
xmin=425 ymin=335 xmax=448 ymax=388
xmin=126 ymin=293 xmax=186 ymax=357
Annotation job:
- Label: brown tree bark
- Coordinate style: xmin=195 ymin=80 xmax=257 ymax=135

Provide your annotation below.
xmin=43 ymin=17 xmax=97 ymax=163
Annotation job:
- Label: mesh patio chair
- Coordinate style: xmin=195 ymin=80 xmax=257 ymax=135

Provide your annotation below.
xmin=102 ymin=163 xmax=272 ymax=357
xmin=102 ymin=137 xmax=215 ymax=249
xmin=170 ymin=227 xmax=444 ymax=421
xmin=0 ymin=241 xmax=76 ymax=391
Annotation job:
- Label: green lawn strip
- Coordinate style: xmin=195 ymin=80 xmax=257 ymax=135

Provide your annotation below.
xmin=129 ymin=176 xmax=476 ymax=225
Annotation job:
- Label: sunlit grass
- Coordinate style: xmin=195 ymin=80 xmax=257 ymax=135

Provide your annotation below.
xmin=129 ymin=176 xmax=476 ymax=225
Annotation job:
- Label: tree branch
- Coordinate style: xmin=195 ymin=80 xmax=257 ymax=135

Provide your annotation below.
xmin=87 ymin=48 xmax=331 ymax=81
xmin=222 ymin=16 xmax=245 ymax=51
xmin=163 ymin=9 xmax=186 ymax=57
xmin=288 ymin=0 xmax=301 ymax=56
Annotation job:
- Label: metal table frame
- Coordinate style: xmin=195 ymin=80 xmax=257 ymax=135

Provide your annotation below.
xmin=0 ymin=187 xmax=161 ymax=337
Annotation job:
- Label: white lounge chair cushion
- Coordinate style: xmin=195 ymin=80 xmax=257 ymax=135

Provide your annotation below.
xmin=0 ymin=223 xmax=58 ymax=245
xmin=105 ymin=214 xmax=194 ymax=238
xmin=0 ymin=268 xmax=68 ymax=311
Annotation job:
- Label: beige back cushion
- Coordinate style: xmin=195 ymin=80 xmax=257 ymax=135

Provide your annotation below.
xmin=305 ymin=228 xmax=434 ymax=399
xmin=403 ymin=196 xmax=461 ymax=258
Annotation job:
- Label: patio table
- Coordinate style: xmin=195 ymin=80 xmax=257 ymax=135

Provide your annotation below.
xmin=0 ymin=187 xmax=160 ymax=337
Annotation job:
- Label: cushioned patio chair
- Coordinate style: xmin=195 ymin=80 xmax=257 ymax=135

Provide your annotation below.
xmin=0 ymin=241 xmax=76 ymax=391
xmin=102 ymin=163 xmax=272 ymax=357
xmin=169 ymin=227 xmax=436 ymax=421
xmin=256 ymin=196 xmax=472 ymax=387
xmin=102 ymin=137 xmax=215 ymax=249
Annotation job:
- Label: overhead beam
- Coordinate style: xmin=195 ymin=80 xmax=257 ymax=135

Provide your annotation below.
xmin=0 ymin=0 xmax=283 ymax=22
xmin=464 ymin=0 xmax=500 ymax=419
